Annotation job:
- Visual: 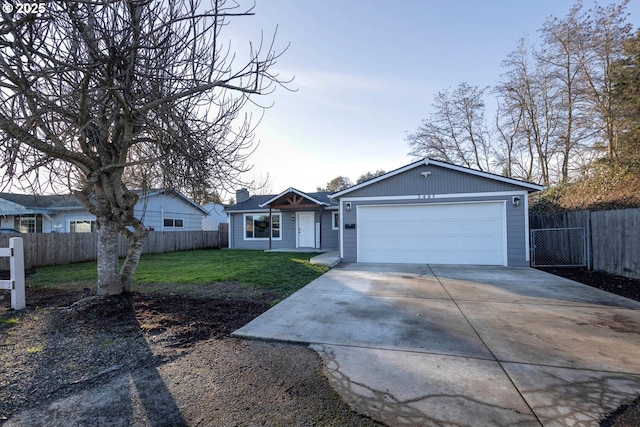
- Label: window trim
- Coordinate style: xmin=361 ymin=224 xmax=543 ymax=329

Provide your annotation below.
xmin=332 ymin=211 xmax=340 ymax=230
xmin=17 ymin=214 xmax=43 ymax=233
xmin=69 ymin=219 xmax=97 ymax=233
xmin=163 ymin=218 xmax=184 ymax=228
xmin=243 ymin=213 xmax=282 ymax=240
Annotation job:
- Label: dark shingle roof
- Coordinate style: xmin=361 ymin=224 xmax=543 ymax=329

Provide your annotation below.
xmin=0 ymin=189 xmax=208 ymax=214
xmin=225 ymin=190 xmax=337 ymax=212
xmin=0 ymin=193 xmax=81 ymax=210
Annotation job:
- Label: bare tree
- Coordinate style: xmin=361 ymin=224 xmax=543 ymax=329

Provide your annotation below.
xmin=0 ymin=1 xmax=287 ymax=295
xmin=248 ymin=172 xmax=273 ymax=195
xmin=578 ymin=0 xmax=632 ymax=160
xmin=613 ymin=29 xmax=640 ymax=160
xmin=494 ymin=97 xmax=527 ymax=179
xmin=538 ymin=3 xmax=595 ymax=183
xmin=317 ymin=176 xmax=352 ymax=193
xmin=495 ymin=1 xmax=632 ymax=185
xmin=407 ymin=83 xmax=492 ymax=171
xmin=356 ymin=169 xmax=386 ymax=184
xmin=496 ymin=40 xmax=562 ymax=186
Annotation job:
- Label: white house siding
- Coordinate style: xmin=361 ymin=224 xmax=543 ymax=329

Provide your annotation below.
xmin=47 ymin=209 xmax=95 ymax=233
xmin=0 ymin=191 xmax=205 ymax=233
xmin=52 ymin=194 xmax=205 ymax=232
xmin=134 ymin=193 xmax=204 ymax=231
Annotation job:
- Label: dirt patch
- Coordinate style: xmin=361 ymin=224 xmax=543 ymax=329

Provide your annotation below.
xmin=537 ymin=267 xmax=640 ymax=427
xmin=0 ymin=287 xmax=382 ymax=426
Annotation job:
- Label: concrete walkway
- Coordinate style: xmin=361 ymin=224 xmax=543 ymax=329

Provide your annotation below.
xmin=309 ymin=250 xmax=341 ymax=267
xmin=233 ymin=263 xmax=640 ymax=426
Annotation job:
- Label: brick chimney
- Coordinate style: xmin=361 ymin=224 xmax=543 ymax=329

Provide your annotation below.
xmin=235 ymin=188 xmax=250 ymax=203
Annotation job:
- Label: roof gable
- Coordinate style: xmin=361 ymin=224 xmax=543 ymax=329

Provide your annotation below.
xmin=225 ymin=189 xmax=336 ymax=212
xmin=142 ymin=189 xmax=209 ymax=215
xmin=259 ymin=187 xmax=331 ymax=209
xmin=331 ymin=158 xmax=545 ymax=199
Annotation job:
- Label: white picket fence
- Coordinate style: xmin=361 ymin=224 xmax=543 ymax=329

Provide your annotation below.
xmin=0 ymin=237 xmax=25 ymax=310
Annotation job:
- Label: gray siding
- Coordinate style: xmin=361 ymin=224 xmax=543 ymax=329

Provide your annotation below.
xmin=340 ymin=195 xmax=529 ymax=267
xmin=506 ymin=201 xmax=528 ymax=267
xmin=230 ymin=210 xmax=339 ymax=250
xmin=230 ymin=212 xmax=295 ymax=250
xmin=345 ymin=164 xmax=526 ymax=198
xmin=320 ymin=210 xmax=339 ymax=249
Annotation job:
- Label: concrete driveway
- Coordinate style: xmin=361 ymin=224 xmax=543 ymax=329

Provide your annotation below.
xmin=233 ymin=264 xmax=640 ymax=426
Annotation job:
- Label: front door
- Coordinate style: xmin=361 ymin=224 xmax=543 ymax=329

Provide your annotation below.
xmin=297 ymin=212 xmax=315 ymax=248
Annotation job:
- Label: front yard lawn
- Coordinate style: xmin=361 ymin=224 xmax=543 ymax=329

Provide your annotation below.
xmin=26 ymin=249 xmax=329 ymax=301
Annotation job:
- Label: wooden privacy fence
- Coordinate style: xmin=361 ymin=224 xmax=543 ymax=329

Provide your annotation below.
xmin=530 ymin=208 xmax=640 ymax=279
xmin=0 ymin=231 xmax=222 ymax=270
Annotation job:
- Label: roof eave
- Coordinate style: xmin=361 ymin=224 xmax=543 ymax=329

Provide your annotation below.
xmin=259 ymin=187 xmax=329 ymax=208
xmin=330 ymin=158 xmax=545 ymax=198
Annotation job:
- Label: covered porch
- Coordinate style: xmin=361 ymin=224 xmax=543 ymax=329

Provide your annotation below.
xmin=259 ymin=188 xmax=339 ymax=251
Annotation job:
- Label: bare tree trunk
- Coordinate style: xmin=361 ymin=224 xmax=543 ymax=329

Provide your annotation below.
xmin=96 ymin=219 xmax=122 ymax=295
xmin=120 ymin=222 xmax=148 ymax=293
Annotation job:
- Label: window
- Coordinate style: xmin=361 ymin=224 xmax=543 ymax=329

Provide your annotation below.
xmin=244 ymin=213 xmax=281 ymax=240
xmin=70 ymin=220 xmax=97 ymax=233
xmin=163 ymin=218 xmax=184 ymax=228
xmin=16 ymin=215 xmax=42 ymax=233
xmin=332 ymin=212 xmax=340 ymax=230
xmin=19 ymin=217 xmax=35 ymax=233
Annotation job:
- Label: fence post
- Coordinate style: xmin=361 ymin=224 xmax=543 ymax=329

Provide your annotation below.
xmin=10 ymin=238 xmax=25 ymax=310
xmin=585 ymin=212 xmax=592 ymax=270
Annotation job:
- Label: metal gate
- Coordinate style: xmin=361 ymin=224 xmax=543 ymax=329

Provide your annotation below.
xmin=531 ymin=227 xmax=588 ymax=267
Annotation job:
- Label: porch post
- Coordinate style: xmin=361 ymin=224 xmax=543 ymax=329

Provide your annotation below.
xmin=318 ymin=207 xmax=322 ymax=250
xmin=268 ymin=206 xmax=272 ymax=250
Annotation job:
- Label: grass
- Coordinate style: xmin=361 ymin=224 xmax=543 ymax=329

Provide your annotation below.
xmin=25 ymin=345 xmax=43 ymax=354
xmin=27 ymin=249 xmax=330 ymax=300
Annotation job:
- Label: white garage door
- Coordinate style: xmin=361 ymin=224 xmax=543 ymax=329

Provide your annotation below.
xmin=358 ymin=202 xmax=506 ymax=265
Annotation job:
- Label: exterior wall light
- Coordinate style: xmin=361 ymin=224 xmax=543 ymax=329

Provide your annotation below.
xmin=512 ymin=196 xmax=521 ymax=207
xmin=346 ymin=202 xmax=352 ymax=211
xmin=291 ymin=214 xmax=295 ymax=221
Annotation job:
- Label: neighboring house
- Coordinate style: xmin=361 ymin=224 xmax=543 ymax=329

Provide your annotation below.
xmin=225 ymin=158 xmax=544 ymax=266
xmin=0 ymin=189 xmax=208 ymax=233
xmin=225 ymin=188 xmax=339 ymax=250
xmin=201 ymin=202 xmax=227 ymax=231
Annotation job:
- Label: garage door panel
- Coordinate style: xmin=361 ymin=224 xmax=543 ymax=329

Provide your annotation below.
xmin=357 ymin=202 xmax=505 ymax=265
